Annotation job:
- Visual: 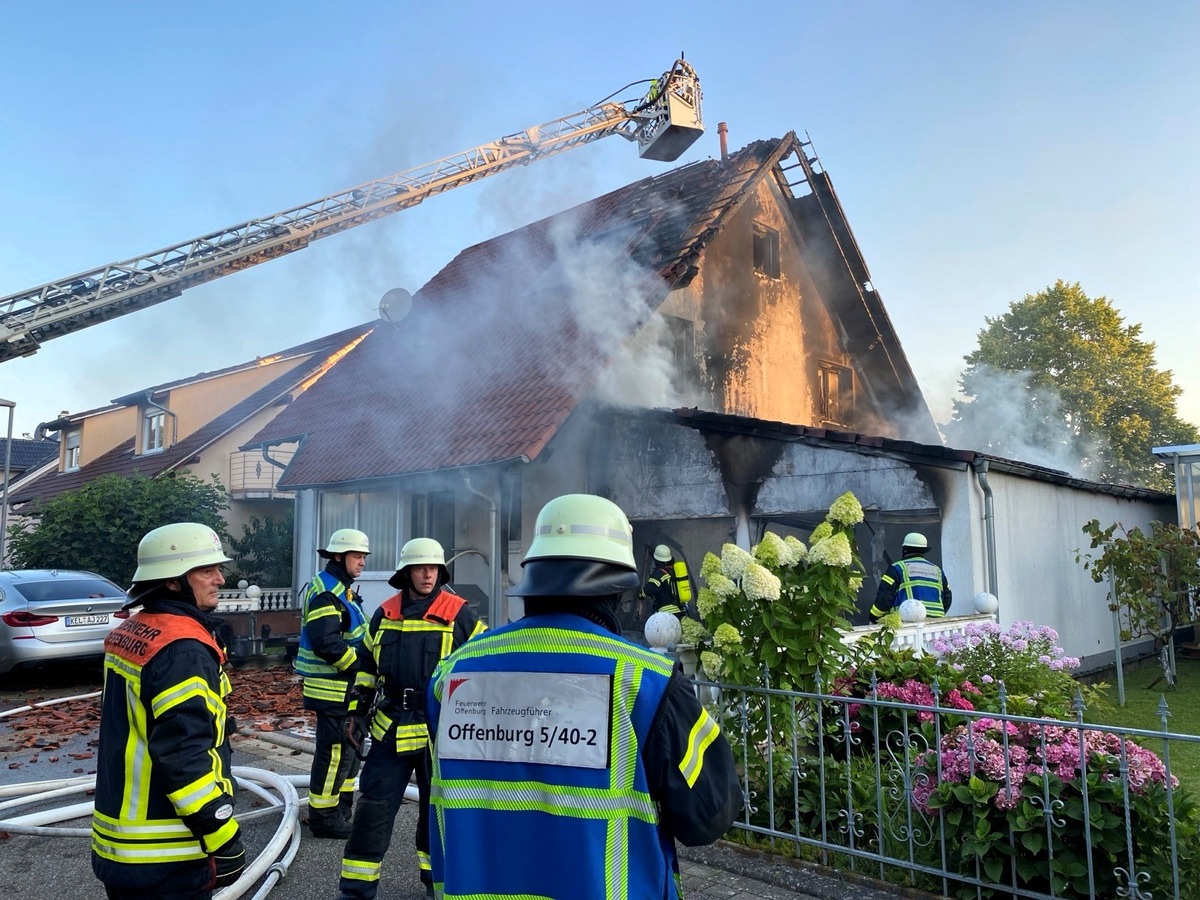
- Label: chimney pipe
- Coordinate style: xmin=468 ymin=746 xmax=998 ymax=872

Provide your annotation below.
xmin=718 ymin=122 xmax=728 ymax=161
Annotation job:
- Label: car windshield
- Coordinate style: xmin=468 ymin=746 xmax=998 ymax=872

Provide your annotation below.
xmin=20 ymin=578 xmax=126 ymax=603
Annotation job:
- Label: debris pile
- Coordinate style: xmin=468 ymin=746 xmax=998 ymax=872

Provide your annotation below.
xmin=1 ymin=665 xmax=313 ymax=768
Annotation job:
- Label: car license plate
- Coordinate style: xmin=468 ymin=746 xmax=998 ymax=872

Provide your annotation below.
xmin=66 ymin=614 xmax=110 ymax=627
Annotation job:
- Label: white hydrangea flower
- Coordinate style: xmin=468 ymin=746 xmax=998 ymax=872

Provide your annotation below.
xmin=720 ymin=543 xmax=753 ymax=581
xmin=680 ymin=617 xmax=710 ymax=646
xmin=712 ymin=623 xmax=743 ymax=651
xmin=753 ymin=532 xmax=789 ymax=568
xmin=700 ymin=650 xmax=723 ymax=680
xmin=700 ymin=551 xmax=722 ymax=581
xmin=784 ymin=535 xmax=807 ymax=564
xmin=808 ymin=532 xmax=852 ymax=568
xmin=828 ymin=491 xmax=864 ymax=526
xmin=706 ymin=572 xmax=739 ymax=599
xmin=809 ymin=522 xmax=833 ymax=544
xmin=696 ymin=588 xmax=721 ymax=619
xmin=741 ymin=563 xmax=782 ymax=602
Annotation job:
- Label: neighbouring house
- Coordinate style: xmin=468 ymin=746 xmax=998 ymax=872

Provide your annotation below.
xmin=2 ymin=436 xmax=59 ymax=484
xmin=237 ymin=133 xmax=1173 ymax=670
xmin=7 ymin=323 xmax=374 ymax=551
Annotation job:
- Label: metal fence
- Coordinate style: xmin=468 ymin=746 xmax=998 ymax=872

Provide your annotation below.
xmin=705 ymin=672 xmax=1200 ymax=899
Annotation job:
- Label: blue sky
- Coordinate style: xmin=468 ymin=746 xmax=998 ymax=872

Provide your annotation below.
xmin=1 ymin=2 xmax=1197 ymax=440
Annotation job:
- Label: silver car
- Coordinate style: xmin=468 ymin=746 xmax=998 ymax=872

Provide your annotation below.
xmin=0 ymin=569 xmax=128 ymax=674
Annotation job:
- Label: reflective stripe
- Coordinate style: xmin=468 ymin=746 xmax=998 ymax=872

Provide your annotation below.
xmin=310 ymin=741 xmax=345 ymax=809
xmin=434 ymin=780 xmax=657 ymax=822
xmin=341 ymin=857 xmax=381 ymax=882
xmin=679 ymin=707 xmax=720 ymax=788
xmin=151 ymin=675 xmax=215 ymax=717
xmin=167 ymin=772 xmax=222 ymax=816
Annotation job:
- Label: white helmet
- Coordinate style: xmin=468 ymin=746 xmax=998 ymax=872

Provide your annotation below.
xmin=389 ymin=537 xmax=450 ymax=589
xmin=902 ymin=532 xmax=929 ymax=550
xmin=129 ymin=523 xmax=231 ymax=596
xmin=507 ymin=494 xmax=640 ymax=598
xmin=319 ymin=528 xmax=371 ymax=559
xmin=653 ymin=544 xmax=673 ymax=563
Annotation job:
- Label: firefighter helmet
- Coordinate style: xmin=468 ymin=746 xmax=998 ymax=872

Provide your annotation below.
xmin=506 ymin=494 xmax=640 ymax=598
xmin=388 ymin=537 xmax=450 ymax=589
xmin=653 ymin=544 xmax=673 ymax=563
xmin=129 ymin=523 xmax=231 ymax=593
xmin=318 ymin=528 xmax=371 ymax=559
xmin=902 ymin=532 xmax=928 ymax=550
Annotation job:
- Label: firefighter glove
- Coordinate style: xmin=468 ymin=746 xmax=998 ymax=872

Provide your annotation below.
xmin=211 ymin=833 xmax=247 ymax=889
xmin=345 ymin=715 xmax=370 ymax=756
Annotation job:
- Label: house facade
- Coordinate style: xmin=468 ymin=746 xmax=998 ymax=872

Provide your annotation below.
xmin=240 ymin=135 xmax=1175 ymax=670
xmin=8 ymin=324 xmax=373 ymax=549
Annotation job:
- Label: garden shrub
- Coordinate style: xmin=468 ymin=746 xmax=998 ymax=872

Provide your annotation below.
xmin=912 ymin=718 xmax=1200 ymax=898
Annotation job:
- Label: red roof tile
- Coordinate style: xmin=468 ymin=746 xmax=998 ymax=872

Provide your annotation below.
xmin=249 ymin=140 xmax=789 ymax=487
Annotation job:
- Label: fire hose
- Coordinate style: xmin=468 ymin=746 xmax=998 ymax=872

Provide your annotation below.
xmin=0 ymin=703 xmax=419 ymax=898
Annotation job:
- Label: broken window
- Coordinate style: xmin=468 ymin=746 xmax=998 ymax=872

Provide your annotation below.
xmin=753 ymin=225 xmax=780 ymax=278
xmin=818 ymin=363 xmax=853 ymax=425
xmin=662 ymin=314 xmax=699 ymax=386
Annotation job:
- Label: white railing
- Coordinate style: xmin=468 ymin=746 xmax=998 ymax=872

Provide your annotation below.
xmin=840 ymin=612 xmax=997 ymax=655
xmin=215 ymin=586 xmax=295 ymax=612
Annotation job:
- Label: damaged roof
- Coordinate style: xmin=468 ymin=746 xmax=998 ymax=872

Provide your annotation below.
xmin=9 ymin=323 xmax=373 ymax=507
xmin=246 ymin=134 xmax=931 ymax=488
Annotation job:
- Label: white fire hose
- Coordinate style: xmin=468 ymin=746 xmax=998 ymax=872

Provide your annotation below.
xmin=1 ymin=696 xmax=420 ymax=899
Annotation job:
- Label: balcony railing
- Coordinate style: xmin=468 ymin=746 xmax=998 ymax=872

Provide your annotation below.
xmin=228 ymin=448 xmax=295 ymax=500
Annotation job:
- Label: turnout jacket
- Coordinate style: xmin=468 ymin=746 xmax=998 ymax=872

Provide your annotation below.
xmin=426 ymin=611 xmax=743 ymax=900
xmin=297 ymin=561 xmax=370 ymax=709
xmin=359 ymin=585 xmax=485 ymax=754
xmin=870 ymin=554 xmax=952 ymax=620
xmin=91 ymin=590 xmax=239 ymax=889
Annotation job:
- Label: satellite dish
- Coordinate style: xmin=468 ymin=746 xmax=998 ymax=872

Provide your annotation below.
xmin=379 ymin=288 xmax=412 ymax=326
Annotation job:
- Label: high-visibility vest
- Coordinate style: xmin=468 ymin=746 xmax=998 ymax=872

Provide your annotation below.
xmin=427 ymin=612 xmax=688 ymax=899
xmin=890 ymin=557 xmax=946 ymax=618
xmin=296 ymin=570 xmax=369 ymax=704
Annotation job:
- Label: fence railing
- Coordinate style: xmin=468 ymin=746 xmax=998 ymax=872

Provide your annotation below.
xmin=215 ymin=586 xmax=295 ymax=611
xmin=703 ymin=673 xmax=1200 ymax=899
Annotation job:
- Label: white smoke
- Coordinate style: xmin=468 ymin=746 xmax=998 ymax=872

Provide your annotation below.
xmin=940 ymin=365 xmax=1108 ymax=478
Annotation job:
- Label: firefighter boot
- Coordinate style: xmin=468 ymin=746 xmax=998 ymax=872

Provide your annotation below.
xmin=308 ymin=805 xmax=351 ymax=839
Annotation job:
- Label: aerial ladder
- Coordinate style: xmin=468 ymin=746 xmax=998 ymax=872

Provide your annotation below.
xmin=0 ymin=59 xmax=703 ymax=363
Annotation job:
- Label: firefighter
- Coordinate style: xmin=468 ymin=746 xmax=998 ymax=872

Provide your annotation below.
xmin=427 ymin=494 xmax=743 ymax=900
xmin=640 ymin=542 xmax=692 ymax=620
xmin=298 ymin=527 xmax=373 ymax=838
xmin=91 ymin=522 xmax=245 ymax=900
xmin=337 ymin=537 xmax=486 ymax=900
xmin=869 ymin=531 xmax=952 ymax=621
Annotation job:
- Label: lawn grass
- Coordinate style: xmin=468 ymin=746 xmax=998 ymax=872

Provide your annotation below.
xmin=1086 ymin=656 xmax=1200 ymax=787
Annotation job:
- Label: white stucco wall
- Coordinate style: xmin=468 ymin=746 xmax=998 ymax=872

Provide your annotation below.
xmin=966 ymin=469 xmax=1173 ymax=671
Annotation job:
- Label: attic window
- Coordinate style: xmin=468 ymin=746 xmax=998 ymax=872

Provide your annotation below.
xmin=753 ymin=225 xmax=780 ymax=278
xmin=142 ymin=410 xmax=166 ymax=454
xmin=64 ymin=429 xmax=81 ymax=471
xmin=818 ymin=363 xmax=853 ymax=425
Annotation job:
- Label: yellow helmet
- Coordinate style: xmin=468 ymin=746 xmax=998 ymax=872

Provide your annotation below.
xmin=507 ymin=494 xmax=640 ymax=598
xmin=129 ymin=523 xmax=231 ymax=593
xmin=319 ymin=528 xmax=371 ymax=559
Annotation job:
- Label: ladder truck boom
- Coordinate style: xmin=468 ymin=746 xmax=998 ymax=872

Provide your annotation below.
xmin=0 ymin=59 xmax=702 ymax=362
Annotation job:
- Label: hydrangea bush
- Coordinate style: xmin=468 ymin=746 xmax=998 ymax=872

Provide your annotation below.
xmin=912 ymin=718 xmax=1200 ymax=897
xmin=694 ymin=491 xmax=871 ymax=692
xmin=930 ymin=620 xmax=1103 ymax=718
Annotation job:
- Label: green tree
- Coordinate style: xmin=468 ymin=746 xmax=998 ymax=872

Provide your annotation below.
xmin=1078 ymin=518 xmax=1200 ymax=688
xmin=7 ymin=472 xmax=229 ymax=586
xmin=227 ymin=510 xmax=294 ymax=587
xmin=945 ymin=280 xmax=1198 ymax=490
